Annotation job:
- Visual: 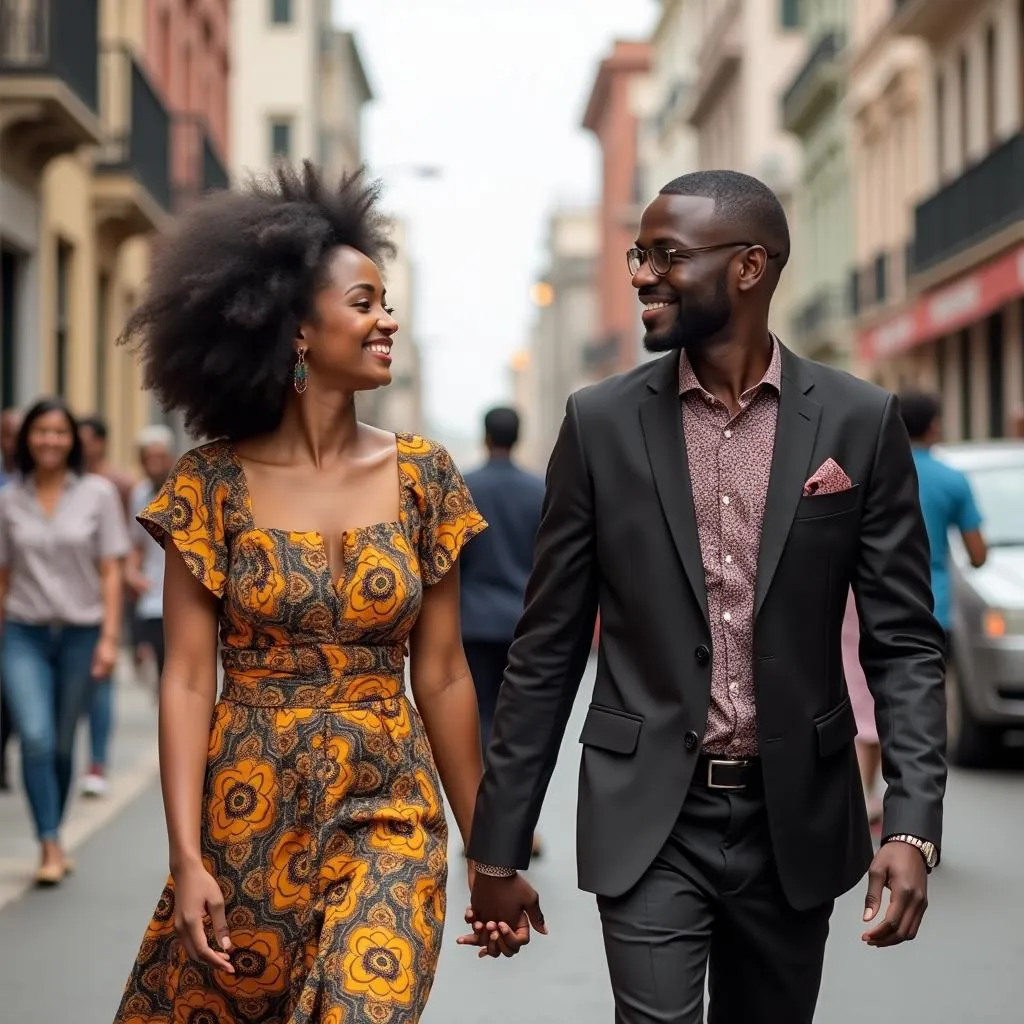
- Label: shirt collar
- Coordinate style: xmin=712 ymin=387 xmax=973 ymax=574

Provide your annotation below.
xmin=678 ymin=334 xmax=783 ymax=399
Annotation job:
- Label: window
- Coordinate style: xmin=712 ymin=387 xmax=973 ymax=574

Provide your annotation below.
xmin=55 ymin=240 xmax=71 ymax=399
xmin=935 ymin=72 xmax=945 ymax=179
xmin=986 ymin=311 xmax=1004 ymax=437
xmin=1 ymin=247 xmax=17 ymax=409
xmin=779 ymin=0 xmax=801 ymax=30
xmin=958 ymin=50 xmax=969 ymax=165
xmin=985 ymin=24 xmax=997 ymax=145
xmin=269 ymin=118 xmax=292 ymax=160
xmin=270 ymin=0 xmax=292 ymax=24
xmin=96 ymin=273 xmax=110 ymax=417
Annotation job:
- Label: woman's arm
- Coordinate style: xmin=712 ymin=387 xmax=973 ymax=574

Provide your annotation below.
xmin=90 ymin=556 xmax=124 ymax=678
xmin=409 ymin=568 xmax=483 ymax=846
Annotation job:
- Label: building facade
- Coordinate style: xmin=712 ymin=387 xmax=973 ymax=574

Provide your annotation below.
xmin=582 ymin=40 xmax=651 ymax=378
xmin=514 ymin=207 xmax=600 ymax=472
xmin=853 ymin=0 xmax=1024 ymax=441
xmin=1 ymin=0 xmax=229 ymax=465
xmin=683 ymin=0 xmax=806 ymax=347
xmin=229 ymin=0 xmax=371 ymax=183
xmin=782 ymin=0 xmax=855 ymax=366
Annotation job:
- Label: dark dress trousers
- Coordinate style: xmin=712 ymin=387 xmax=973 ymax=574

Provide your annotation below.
xmin=466 ymin=345 xmax=947 ymax=1021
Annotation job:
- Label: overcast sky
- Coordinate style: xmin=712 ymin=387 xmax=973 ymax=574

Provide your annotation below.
xmin=333 ymin=0 xmax=658 ymax=444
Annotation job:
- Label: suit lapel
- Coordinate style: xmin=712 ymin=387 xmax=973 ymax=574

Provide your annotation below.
xmin=639 ymin=355 xmax=710 ymax=628
xmin=754 ymin=348 xmax=822 ymax=617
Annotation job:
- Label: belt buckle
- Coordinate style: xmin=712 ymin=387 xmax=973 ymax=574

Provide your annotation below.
xmin=707 ymin=758 xmax=748 ymax=790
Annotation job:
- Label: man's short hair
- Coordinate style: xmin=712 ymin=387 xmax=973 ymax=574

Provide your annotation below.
xmin=898 ymin=391 xmax=942 ymax=441
xmin=137 ymin=423 xmax=176 ymax=452
xmin=660 ymin=169 xmax=791 ymax=269
xmin=484 ymin=406 xmax=520 ymax=450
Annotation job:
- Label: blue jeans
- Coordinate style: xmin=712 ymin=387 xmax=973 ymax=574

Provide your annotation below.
xmin=0 ymin=621 xmax=99 ymax=841
xmin=87 ymin=674 xmax=113 ymax=770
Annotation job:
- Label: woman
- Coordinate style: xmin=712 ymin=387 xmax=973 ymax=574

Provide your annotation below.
xmin=114 ymin=163 xmax=519 ymax=1024
xmin=841 ymin=589 xmax=882 ymax=829
xmin=0 ymin=398 xmax=127 ymax=884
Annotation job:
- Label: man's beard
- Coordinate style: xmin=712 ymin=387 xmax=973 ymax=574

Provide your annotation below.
xmin=643 ymin=271 xmax=732 ymax=353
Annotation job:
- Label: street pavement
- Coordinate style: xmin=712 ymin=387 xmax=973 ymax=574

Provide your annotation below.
xmin=1 ymin=656 xmax=1022 ymax=1023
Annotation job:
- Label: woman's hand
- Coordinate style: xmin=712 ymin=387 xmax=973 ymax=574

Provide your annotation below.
xmin=173 ymin=862 xmax=234 ymax=973
xmin=90 ymin=635 xmax=119 ymax=679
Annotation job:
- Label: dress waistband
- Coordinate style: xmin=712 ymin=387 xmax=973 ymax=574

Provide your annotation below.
xmin=219 ymin=642 xmax=407 ymax=708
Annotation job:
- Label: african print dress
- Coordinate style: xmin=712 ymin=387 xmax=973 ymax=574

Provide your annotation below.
xmin=113 ymin=434 xmax=486 ymax=1024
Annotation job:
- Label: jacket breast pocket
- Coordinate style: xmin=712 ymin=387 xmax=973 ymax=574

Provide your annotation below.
xmin=794 ymin=484 xmax=860 ymax=521
xmin=814 ymin=695 xmax=857 ymax=756
xmin=579 ymin=704 xmax=643 ymax=755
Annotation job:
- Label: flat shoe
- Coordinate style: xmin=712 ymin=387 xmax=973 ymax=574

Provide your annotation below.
xmin=35 ymin=862 xmax=64 ymax=886
xmin=62 ymin=856 xmax=76 ymax=874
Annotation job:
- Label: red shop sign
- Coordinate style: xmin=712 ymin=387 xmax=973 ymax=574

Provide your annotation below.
xmin=858 ymin=241 xmax=1024 ymax=362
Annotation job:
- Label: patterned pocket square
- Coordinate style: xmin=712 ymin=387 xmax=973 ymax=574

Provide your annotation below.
xmin=803 ymin=458 xmax=853 ymax=497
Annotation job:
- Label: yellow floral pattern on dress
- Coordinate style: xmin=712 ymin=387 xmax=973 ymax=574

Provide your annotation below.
xmin=115 ymin=434 xmax=487 ymax=1024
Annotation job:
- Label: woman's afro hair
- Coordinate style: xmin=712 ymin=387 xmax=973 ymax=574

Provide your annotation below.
xmin=120 ymin=160 xmax=396 ymax=441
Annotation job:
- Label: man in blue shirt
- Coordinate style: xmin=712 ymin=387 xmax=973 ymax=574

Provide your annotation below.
xmin=899 ymin=391 xmax=987 ymax=634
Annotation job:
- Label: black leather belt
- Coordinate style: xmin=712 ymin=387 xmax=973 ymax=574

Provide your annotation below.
xmin=695 ymin=754 xmax=761 ymax=790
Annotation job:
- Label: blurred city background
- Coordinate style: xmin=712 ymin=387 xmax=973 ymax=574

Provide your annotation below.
xmin=1 ymin=0 xmax=1023 ymax=1020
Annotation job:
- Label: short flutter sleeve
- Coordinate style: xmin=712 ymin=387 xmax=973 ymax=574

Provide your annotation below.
xmin=407 ymin=438 xmax=487 ymax=586
xmin=137 ymin=448 xmax=229 ymax=598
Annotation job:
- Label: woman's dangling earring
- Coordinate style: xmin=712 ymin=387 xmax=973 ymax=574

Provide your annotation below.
xmin=293 ymin=347 xmax=308 ymax=394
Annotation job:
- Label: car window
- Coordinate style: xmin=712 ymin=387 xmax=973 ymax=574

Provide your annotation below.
xmin=962 ymin=466 xmax=1024 ymax=547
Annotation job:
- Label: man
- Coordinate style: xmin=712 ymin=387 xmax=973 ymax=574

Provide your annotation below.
xmin=899 ymin=391 xmax=987 ymax=630
xmin=460 ymin=407 xmax=545 ymax=855
xmin=77 ymin=415 xmax=133 ymax=797
xmin=462 ymin=171 xmax=947 ymax=1023
xmin=0 ymin=406 xmax=20 ymax=790
xmin=125 ymin=425 xmax=177 ymax=686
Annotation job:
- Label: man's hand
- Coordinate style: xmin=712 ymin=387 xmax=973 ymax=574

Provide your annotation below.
xmin=456 ymin=873 xmax=547 ymax=959
xmin=861 ymin=840 xmax=929 ymax=947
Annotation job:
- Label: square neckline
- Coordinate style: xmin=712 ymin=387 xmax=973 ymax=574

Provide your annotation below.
xmin=224 ymin=432 xmax=415 ymax=545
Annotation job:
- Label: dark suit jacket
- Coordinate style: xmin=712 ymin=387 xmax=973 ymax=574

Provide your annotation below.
xmin=460 ymin=457 xmax=546 ymax=642
xmin=466 ymin=345 xmax=947 ymax=911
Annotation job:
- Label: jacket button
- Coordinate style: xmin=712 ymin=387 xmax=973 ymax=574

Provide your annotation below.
xmin=694 ymin=645 xmax=710 ymax=666
xmin=684 ymin=731 xmax=699 ymax=751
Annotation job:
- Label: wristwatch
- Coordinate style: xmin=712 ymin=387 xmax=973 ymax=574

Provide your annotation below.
xmin=883 ymin=833 xmax=938 ymax=873
xmin=472 ymin=862 xmax=518 ymax=878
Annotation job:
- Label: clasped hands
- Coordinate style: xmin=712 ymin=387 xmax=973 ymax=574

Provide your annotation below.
xmin=456 ymin=870 xmax=547 ymax=959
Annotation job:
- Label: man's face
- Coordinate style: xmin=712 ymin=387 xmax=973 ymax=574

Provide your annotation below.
xmin=631 ymin=193 xmax=738 ymax=354
xmin=0 ymin=410 xmax=21 ymax=467
xmin=79 ymin=425 xmax=106 ymax=467
xmin=140 ymin=443 xmax=174 ymax=485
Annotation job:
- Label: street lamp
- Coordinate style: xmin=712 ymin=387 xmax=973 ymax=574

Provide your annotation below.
xmin=530 ymin=281 xmax=555 ymax=307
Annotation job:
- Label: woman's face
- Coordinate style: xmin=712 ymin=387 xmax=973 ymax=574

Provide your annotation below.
xmin=301 ymin=246 xmax=399 ymax=393
xmin=27 ymin=410 xmax=75 ymax=472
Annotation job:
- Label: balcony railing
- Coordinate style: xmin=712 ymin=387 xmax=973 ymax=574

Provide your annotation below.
xmin=911 ymin=131 xmax=1024 ymax=273
xmin=95 ymin=45 xmax=171 ymax=212
xmin=792 ymin=286 xmax=846 ymax=340
xmin=172 ymin=114 xmax=229 ymax=211
xmin=0 ymin=0 xmax=99 ymax=111
xmin=780 ymin=29 xmax=843 ymax=133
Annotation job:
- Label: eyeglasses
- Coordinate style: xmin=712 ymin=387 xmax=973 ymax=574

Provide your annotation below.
xmin=626 ymin=242 xmax=780 ymax=277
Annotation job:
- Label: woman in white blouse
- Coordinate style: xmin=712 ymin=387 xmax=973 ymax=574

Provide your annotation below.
xmin=0 ymin=398 xmax=129 ymax=885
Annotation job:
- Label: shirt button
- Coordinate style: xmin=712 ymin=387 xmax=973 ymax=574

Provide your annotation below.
xmin=729 ymin=683 xmax=739 ymax=696
xmin=724 ymin=429 xmax=732 ymax=439
xmin=725 ymin=554 xmax=733 ymax=564
xmin=721 ymin=495 xmax=730 ymax=506
xmin=723 ymin=611 xmax=731 ymax=623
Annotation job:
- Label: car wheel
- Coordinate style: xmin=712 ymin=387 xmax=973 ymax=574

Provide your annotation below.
xmin=947 ymin=659 xmax=999 ymax=768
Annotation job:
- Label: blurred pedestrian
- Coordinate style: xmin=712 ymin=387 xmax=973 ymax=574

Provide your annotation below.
xmin=0 ymin=398 xmax=128 ymax=884
xmin=463 ymin=170 xmax=947 ymax=1021
xmin=113 ymin=163 xmax=494 ymax=1024
xmin=899 ymin=391 xmax=988 ymax=636
xmin=461 ymin=406 xmax=545 ymax=856
xmin=0 ymin=405 xmax=20 ymax=792
xmin=125 ymin=425 xmax=177 ymax=687
xmin=77 ymin=415 xmax=133 ymax=798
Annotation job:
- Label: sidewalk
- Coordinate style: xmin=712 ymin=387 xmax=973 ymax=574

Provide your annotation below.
xmin=0 ymin=652 xmax=160 ymax=910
